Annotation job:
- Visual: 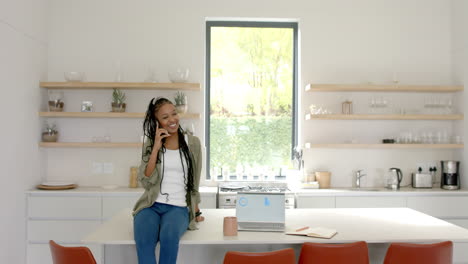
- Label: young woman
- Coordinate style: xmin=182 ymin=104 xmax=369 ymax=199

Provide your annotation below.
xmin=133 ymin=97 xmax=204 ymax=264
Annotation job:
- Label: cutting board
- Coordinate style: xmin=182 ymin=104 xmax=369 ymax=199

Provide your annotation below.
xmin=36 ymin=184 xmax=78 ymax=190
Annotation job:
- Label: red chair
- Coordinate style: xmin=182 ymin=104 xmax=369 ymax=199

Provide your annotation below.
xmin=49 ymin=240 xmax=97 ymax=264
xmin=223 ymin=248 xmax=295 ymax=264
xmin=298 ymin=241 xmax=369 ymax=264
xmin=383 ymin=241 xmax=453 ymax=264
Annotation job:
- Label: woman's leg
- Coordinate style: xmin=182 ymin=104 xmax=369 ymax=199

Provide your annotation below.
xmin=134 ymin=205 xmax=161 ymax=264
xmin=158 ymin=205 xmax=189 ymax=264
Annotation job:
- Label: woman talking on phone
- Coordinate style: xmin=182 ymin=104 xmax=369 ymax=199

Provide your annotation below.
xmin=133 ymin=97 xmax=204 ymax=264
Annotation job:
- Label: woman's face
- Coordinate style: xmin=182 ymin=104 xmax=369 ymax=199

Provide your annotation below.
xmin=155 ymin=103 xmax=180 ymax=134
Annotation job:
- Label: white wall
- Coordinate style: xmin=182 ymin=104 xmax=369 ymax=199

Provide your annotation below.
xmin=44 ymin=0 xmax=459 ymax=188
xmin=452 ymin=0 xmax=468 ymax=187
xmin=0 ymin=0 xmax=48 ymax=263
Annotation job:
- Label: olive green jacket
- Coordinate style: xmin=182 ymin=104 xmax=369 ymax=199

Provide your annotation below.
xmin=132 ymin=134 xmax=202 ymax=230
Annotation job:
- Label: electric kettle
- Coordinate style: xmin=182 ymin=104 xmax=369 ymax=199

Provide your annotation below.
xmin=385 ymin=168 xmax=403 ymax=190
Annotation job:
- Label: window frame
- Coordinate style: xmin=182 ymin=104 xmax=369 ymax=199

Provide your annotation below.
xmin=205 ymin=20 xmax=299 ymax=181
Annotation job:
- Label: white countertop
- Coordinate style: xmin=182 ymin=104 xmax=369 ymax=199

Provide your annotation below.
xmin=294 ymin=187 xmax=468 ymax=196
xmin=27 ymin=186 xmax=468 ymax=196
xmin=27 ymin=186 xmax=218 ymax=196
xmin=82 ymin=208 xmax=468 ymax=245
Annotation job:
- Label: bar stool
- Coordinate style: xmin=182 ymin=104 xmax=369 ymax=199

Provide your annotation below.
xmin=298 ymin=241 xmax=370 ymax=264
xmin=383 ymin=241 xmax=453 ymax=264
xmin=49 ymin=240 xmax=97 ymax=264
xmin=223 ymin=248 xmax=295 ymax=264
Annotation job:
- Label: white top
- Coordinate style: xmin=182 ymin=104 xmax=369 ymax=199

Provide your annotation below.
xmin=155 ymin=149 xmax=187 ymax=207
xmin=82 ymin=208 xmax=468 ymax=245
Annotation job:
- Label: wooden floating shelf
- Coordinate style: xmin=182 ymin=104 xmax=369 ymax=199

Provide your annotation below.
xmin=305 ymin=114 xmax=463 ymax=120
xmin=304 ymin=143 xmax=464 ymax=149
xmin=40 ymin=81 xmax=201 ymax=91
xmin=38 ymin=112 xmax=200 ymax=119
xmin=39 ymin=142 xmax=142 ymax=148
xmin=305 ymin=84 xmax=463 ymax=92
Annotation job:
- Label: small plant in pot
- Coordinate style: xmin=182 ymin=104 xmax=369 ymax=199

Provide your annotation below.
xmin=42 ymin=122 xmax=59 ymax=142
xmin=48 ymin=90 xmax=64 ymax=112
xmin=174 ymin=91 xmax=188 ymax=114
xmin=111 ymin=88 xmax=126 ymax=112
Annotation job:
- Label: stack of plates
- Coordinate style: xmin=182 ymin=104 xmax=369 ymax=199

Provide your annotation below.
xmin=37 ymin=181 xmax=78 ymax=190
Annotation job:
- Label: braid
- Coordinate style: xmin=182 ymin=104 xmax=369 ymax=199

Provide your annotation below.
xmin=178 ymin=128 xmax=195 ymax=193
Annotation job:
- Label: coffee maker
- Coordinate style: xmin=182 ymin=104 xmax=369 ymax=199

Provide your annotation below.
xmin=441 ymin=160 xmax=460 ymax=190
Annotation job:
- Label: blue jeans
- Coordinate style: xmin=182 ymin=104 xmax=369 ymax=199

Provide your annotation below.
xmin=134 ymin=202 xmax=189 ymax=264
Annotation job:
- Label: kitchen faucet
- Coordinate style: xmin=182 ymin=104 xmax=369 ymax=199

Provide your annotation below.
xmin=356 ymin=170 xmax=366 ymax=188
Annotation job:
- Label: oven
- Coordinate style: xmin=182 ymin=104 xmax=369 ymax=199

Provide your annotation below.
xmin=217 ymin=182 xmax=295 ymax=209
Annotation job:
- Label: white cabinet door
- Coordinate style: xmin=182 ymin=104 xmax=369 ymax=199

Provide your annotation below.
xmin=27 ymin=243 xmax=103 ymax=264
xmin=199 ymin=194 xmax=217 ymax=209
xmin=28 ymin=196 xmax=101 ymax=219
xmin=336 ymin=196 xmax=406 ymax=208
xmin=296 ymin=196 xmax=335 ymax=208
xmin=103 ymin=196 xmax=140 ymax=220
xmin=407 ymin=197 xmax=468 ymax=218
xmin=28 ymin=220 xmax=102 ymax=243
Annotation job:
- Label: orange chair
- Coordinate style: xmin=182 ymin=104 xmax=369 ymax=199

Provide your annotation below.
xmin=383 ymin=241 xmax=453 ymax=264
xmin=223 ymin=248 xmax=295 ymax=264
xmin=298 ymin=241 xmax=369 ymax=264
xmin=49 ymin=240 xmax=97 ymax=264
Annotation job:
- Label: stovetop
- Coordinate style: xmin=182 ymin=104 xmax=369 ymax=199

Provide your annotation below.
xmin=218 ymin=182 xmax=291 ymax=194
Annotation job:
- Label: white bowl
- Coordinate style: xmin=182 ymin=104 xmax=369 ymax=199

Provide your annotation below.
xmin=64 ymin=71 xmax=84 ymax=82
xmin=168 ymin=68 xmax=189 ymax=83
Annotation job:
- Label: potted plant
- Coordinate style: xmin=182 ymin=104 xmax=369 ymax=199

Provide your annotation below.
xmin=174 ymin=91 xmax=188 ymax=114
xmin=111 ymin=88 xmax=126 ymax=112
xmin=42 ymin=122 xmax=59 ymax=142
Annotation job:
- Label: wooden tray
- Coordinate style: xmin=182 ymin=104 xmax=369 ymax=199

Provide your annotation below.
xmin=36 ymin=184 xmax=78 ymax=190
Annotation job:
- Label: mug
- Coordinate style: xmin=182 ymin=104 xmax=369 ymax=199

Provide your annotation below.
xmin=315 ymin=171 xmax=331 ymax=188
xmin=223 ymin=216 xmax=238 ymax=236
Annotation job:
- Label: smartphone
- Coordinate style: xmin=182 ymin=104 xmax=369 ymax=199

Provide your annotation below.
xmin=156 ymin=120 xmax=167 ymax=143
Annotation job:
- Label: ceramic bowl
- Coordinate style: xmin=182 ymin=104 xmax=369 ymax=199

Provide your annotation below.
xmin=168 ymin=68 xmax=189 ymax=83
xmin=64 ymin=71 xmax=84 ymax=82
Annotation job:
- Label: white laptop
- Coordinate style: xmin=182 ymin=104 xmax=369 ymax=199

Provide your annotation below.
xmin=236 ymin=192 xmax=285 ymax=232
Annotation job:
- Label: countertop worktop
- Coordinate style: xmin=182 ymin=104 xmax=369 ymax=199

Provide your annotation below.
xmin=294 ymin=187 xmax=468 ymax=196
xmin=83 ymin=208 xmax=468 ymax=245
xmin=26 ymin=186 xmax=218 ymax=195
xmin=27 ymin=186 xmax=468 ymax=196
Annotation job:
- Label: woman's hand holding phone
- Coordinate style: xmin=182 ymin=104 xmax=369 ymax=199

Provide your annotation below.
xmin=153 ymin=122 xmax=170 ymax=152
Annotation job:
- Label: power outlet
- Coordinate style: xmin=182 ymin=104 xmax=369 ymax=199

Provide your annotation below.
xmin=92 ymin=162 xmax=103 ymax=174
xmin=415 ymin=163 xmax=426 ymax=173
xmin=103 ymin=162 xmax=114 ymax=174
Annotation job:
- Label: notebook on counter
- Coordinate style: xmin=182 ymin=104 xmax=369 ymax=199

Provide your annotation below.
xmin=286 ymin=226 xmax=337 ymax=239
xmin=236 ymin=192 xmax=285 ymax=232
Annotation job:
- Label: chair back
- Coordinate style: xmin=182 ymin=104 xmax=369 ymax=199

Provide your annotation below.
xmin=383 ymin=241 xmax=453 ymax=264
xmin=298 ymin=241 xmax=369 ymax=264
xmin=223 ymin=248 xmax=295 ymax=264
xmin=49 ymin=240 xmax=97 ymax=264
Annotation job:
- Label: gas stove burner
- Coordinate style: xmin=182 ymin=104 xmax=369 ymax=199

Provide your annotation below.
xmin=219 ymin=183 xmax=290 ymax=193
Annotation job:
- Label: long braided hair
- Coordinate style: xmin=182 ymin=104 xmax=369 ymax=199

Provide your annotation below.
xmin=142 ymin=97 xmax=195 ymax=199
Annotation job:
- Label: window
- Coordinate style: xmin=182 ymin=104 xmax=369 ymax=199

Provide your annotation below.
xmin=206 ymin=21 xmax=298 ymax=181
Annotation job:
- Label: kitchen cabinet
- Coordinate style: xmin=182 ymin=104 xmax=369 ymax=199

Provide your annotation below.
xmin=407 ymin=196 xmax=468 ymax=218
xmin=304 ymin=83 xmax=464 ymax=149
xmin=27 ymin=193 xmax=104 ymax=264
xmin=296 ymin=196 xmax=335 ymax=208
xmin=335 ymin=196 xmax=406 ymax=208
xmin=26 ymin=187 xmax=217 ymax=264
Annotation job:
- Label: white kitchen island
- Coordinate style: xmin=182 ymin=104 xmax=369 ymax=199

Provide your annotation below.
xmin=83 ymin=208 xmax=468 ymax=264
